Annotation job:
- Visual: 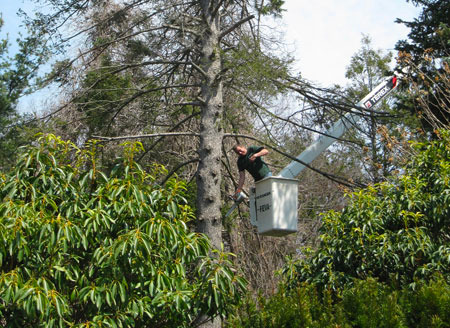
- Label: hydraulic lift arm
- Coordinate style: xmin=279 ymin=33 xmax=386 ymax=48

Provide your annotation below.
xmin=278 ymin=74 xmax=400 ymax=179
xmin=225 ymin=73 xmax=402 ymax=223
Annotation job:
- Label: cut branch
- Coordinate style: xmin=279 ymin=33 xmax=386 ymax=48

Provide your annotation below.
xmin=231 ymin=85 xmax=363 ymax=146
xmin=279 ymin=78 xmax=399 ymax=118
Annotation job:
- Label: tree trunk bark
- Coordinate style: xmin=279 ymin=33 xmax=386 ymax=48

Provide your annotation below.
xmin=195 ymin=2 xmax=223 ymax=326
xmin=196 ymin=0 xmax=224 ymax=250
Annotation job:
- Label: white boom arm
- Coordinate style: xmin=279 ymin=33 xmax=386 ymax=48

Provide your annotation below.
xmin=278 ymin=74 xmax=400 ymax=179
xmin=225 ymin=74 xmax=401 ymax=219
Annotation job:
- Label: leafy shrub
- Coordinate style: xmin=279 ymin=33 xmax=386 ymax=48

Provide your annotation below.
xmin=341 ymin=278 xmax=406 ymax=328
xmin=0 ymin=134 xmax=246 ymax=327
xmin=288 ymin=131 xmax=450 ymax=290
xmin=228 ymin=282 xmax=347 ymax=328
xmin=400 ymin=276 xmax=450 ymax=328
xmin=228 ymin=277 xmax=450 ymax=328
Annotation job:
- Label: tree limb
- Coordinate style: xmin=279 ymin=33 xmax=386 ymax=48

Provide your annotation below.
xmin=219 ymin=15 xmax=255 ymax=39
xmin=160 ymin=158 xmax=199 ymax=185
xmin=137 ymin=110 xmax=201 ymax=163
xmin=211 ymin=0 xmax=227 ymax=19
xmin=162 ymin=24 xmax=200 ymax=37
xmin=92 ymin=132 xmax=200 ymax=142
xmin=223 ymin=133 xmax=366 ymax=189
xmin=231 ymin=85 xmax=364 ymax=146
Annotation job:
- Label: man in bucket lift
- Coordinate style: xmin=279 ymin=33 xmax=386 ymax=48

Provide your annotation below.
xmin=232 ymin=145 xmax=272 ymax=198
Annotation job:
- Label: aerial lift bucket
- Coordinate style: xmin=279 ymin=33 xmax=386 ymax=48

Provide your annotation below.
xmin=249 ymin=176 xmax=298 ymax=236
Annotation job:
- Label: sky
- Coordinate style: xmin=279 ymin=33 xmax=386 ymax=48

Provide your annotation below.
xmin=281 ymin=0 xmax=421 ymax=86
xmin=0 ymin=1 xmax=36 ymax=47
xmin=0 ymin=0 xmax=422 ymax=111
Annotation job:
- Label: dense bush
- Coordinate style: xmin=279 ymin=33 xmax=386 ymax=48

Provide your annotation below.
xmin=228 ymin=277 xmax=450 ymax=328
xmin=289 ymin=131 xmax=450 ymax=290
xmin=0 ymin=135 xmax=246 ymax=327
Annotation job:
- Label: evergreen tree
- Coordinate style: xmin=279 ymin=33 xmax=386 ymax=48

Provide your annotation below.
xmin=396 ymin=0 xmax=449 ymax=60
xmin=344 ymin=35 xmax=395 ymax=183
xmin=22 ymin=1 xmax=288 ymax=262
xmin=0 ymin=15 xmax=40 ymax=170
xmin=396 ymin=0 xmax=450 ymax=131
xmin=16 ymin=1 xmax=412 ymax=305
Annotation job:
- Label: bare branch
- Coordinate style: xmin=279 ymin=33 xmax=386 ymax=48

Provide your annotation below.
xmin=92 ymin=132 xmax=200 ymax=142
xmin=211 ymin=0 xmax=226 ymax=19
xmin=106 ymin=83 xmax=200 ymax=133
xmin=280 ymin=78 xmax=399 ymax=118
xmin=224 ymin=133 xmax=366 ymax=189
xmin=137 ymin=110 xmax=201 ymax=163
xmin=59 ymin=0 xmax=151 ymax=43
xmin=162 ymin=24 xmax=200 ymax=37
xmin=160 ymin=158 xmax=199 ymax=185
xmin=232 ymin=87 xmax=363 ymax=146
xmin=219 ymin=15 xmax=255 ymax=40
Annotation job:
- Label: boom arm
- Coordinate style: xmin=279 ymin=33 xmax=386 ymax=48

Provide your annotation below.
xmin=224 ymin=74 xmax=401 ymax=219
xmin=278 ymin=74 xmax=400 ymax=179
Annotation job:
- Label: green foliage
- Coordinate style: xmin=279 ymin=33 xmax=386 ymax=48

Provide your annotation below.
xmin=0 ymin=15 xmax=13 ymax=118
xmin=396 ymin=0 xmax=449 ymax=60
xmin=395 ymin=1 xmax=450 ymax=131
xmin=74 ymin=56 xmax=134 ymax=133
xmin=345 ymin=34 xmax=393 ymax=94
xmin=0 ymin=16 xmax=44 ymax=171
xmin=340 ymin=34 xmax=416 ymax=183
xmin=401 ymin=276 xmax=450 ymax=327
xmin=0 ymin=114 xmax=41 ymax=171
xmin=0 ymin=134 xmax=246 ymax=327
xmin=257 ymin=0 xmax=286 ymax=17
xmin=341 ymin=279 xmax=406 ymax=328
xmin=287 ymin=131 xmax=450 ymax=291
xmin=228 ymin=283 xmax=345 ymax=328
xmin=229 ymin=277 xmax=450 ymax=328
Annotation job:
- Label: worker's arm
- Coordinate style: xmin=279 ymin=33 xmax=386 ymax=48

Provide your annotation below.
xmin=235 ymin=170 xmax=246 ymax=195
xmin=249 ymin=148 xmax=268 ymax=162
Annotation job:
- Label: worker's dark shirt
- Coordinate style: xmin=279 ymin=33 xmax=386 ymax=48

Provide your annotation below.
xmin=237 ymin=146 xmax=271 ymax=182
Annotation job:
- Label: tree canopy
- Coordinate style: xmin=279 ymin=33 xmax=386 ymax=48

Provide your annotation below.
xmin=395 ymin=0 xmax=450 ymax=131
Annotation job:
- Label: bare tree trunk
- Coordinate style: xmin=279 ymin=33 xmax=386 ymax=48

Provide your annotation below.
xmin=195 ymin=2 xmax=223 ymax=326
xmin=196 ymin=0 xmax=224 ymax=250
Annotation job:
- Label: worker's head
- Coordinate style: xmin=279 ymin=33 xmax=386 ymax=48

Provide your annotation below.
xmin=232 ymin=144 xmax=247 ymax=156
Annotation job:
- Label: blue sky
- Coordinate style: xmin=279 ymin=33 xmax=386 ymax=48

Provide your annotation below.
xmin=1 ymin=1 xmax=37 ymax=51
xmin=1 ymin=1 xmax=52 ymax=113
xmin=1 ymin=0 xmax=421 ymax=111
